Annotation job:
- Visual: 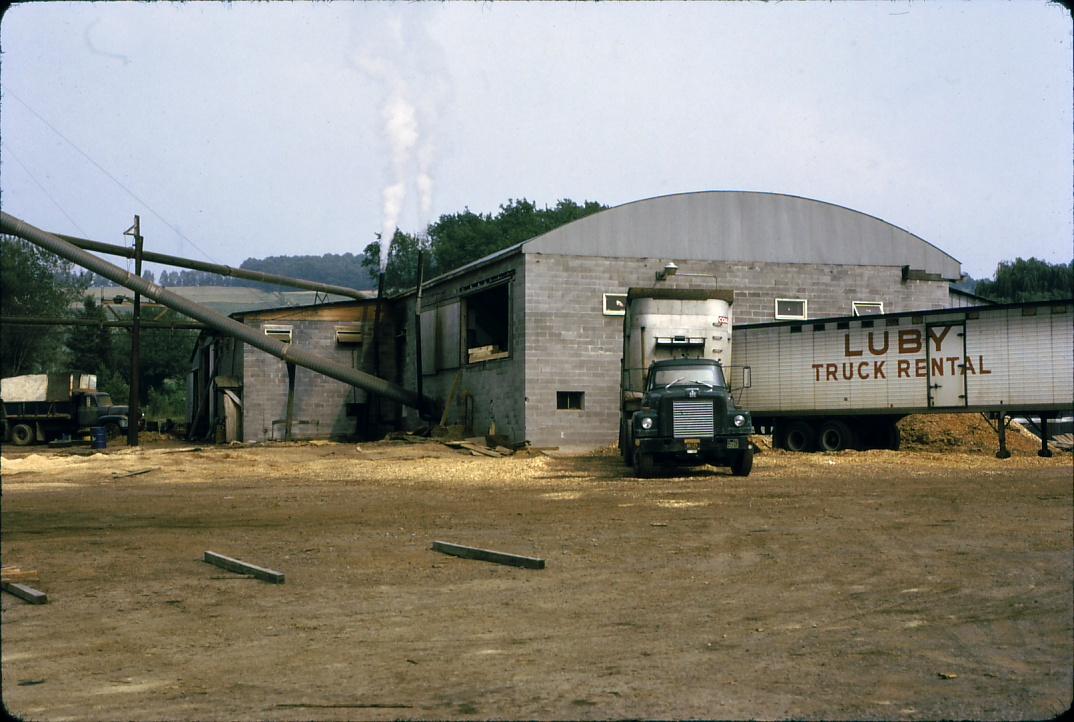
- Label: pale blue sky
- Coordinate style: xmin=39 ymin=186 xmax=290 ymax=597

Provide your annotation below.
xmin=2 ymin=1 xmax=1070 ymax=280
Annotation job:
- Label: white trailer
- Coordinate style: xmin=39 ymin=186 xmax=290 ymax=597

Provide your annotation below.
xmin=730 ymin=300 xmax=1074 ymax=457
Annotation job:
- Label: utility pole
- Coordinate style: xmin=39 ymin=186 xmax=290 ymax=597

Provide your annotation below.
xmin=123 ymin=215 xmax=143 ymax=447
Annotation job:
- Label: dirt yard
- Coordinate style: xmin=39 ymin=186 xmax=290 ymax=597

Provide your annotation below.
xmin=2 ymin=421 xmax=1071 ymax=721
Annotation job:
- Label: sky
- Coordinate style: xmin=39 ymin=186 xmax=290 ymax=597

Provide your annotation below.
xmin=1 ymin=0 xmax=1070 ymax=282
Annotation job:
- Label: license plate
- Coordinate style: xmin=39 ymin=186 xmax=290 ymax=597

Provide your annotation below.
xmin=684 ymin=438 xmax=700 ymax=454
xmin=726 ymin=438 xmax=739 ymax=449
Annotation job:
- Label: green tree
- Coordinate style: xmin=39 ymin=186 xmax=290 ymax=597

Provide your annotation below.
xmin=110 ymin=309 xmax=198 ymax=406
xmin=360 ymin=230 xmax=431 ymax=293
xmin=429 ymin=198 xmax=606 ymax=275
xmin=975 ymin=258 xmax=1074 ymax=303
xmin=0 ymin=235 xmax=88 ymax=376
xmin=360 ymin=198 xmax=607 ymax=291
xmin=65 ymin=297 xmax=113 ymax=374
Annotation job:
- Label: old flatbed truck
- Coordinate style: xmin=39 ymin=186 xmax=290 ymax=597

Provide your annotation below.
xmin=1 ymin=373 xmax=129 ymax=446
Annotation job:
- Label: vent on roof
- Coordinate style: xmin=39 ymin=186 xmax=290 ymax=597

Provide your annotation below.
xmin=263 ymin=324 xmax=292 ymax=343
xmin=335 ymin=324 xmax=363 ymax=344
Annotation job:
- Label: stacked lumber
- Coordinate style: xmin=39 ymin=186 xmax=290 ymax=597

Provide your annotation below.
xmin=467 ymin=345 xmax=509 ymax=364
xmin=1 ymin=565 xmax=39 ymax=583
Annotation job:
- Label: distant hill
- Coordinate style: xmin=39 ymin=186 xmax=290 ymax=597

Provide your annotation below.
xmin=83 ymin=252 xmax=377 ymax=291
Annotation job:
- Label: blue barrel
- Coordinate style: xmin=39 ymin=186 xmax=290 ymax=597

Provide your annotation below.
xmin=90 ymin=427 xmax=108 ymax=449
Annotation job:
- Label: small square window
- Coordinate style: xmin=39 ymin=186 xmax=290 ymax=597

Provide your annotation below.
xmin=603 ymin=293 xmax=627 ymax=316
xmin=557 ymin=391 xmax=584 ymax=410
xmin=852 ymin=301 xmax=884 ymax=316
xmin=775 ymin=298 xmax=807 ymax=320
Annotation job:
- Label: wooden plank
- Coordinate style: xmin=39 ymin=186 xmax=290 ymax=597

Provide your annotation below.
xmin=431 ymin=540 xmax=545 ymax=569
xmin=1 ymin=569 xmax=40 ymax=582
xmin=203 ymin=551 xmax=285 ymax=584
xmin=1 ymin=581 xmax=48 ymax=604
xmin=112 ymin=467 xmax=160 ymax=479
xmin=439 ymin=369 xmax=463 ymax=427
xmin=458 ymin=442 xmax=500 ymax=457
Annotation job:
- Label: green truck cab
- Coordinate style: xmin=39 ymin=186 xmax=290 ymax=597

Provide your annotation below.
xmin=623 ymin=357 xmax=753 ymax=477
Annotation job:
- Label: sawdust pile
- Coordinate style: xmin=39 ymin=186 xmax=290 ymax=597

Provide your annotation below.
xmin=898 ymin=414 xmax=1044 ymax=454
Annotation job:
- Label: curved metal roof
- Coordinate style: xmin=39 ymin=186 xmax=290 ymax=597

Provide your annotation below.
xmin=523 ymin=191 xmax=961 ymax=278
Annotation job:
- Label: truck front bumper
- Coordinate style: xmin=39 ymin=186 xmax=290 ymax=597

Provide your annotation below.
xmin=636 ymin=435 xmax=750 ymax=462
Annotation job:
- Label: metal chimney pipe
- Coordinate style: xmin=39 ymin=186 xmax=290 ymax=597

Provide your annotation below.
xmin=2 ymin=212 xmax=431 ymax=411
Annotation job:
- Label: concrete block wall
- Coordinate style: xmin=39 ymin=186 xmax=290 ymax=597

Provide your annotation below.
xmin=400 ymin=254 xmax=527 ymax=441
xmin=521 ymin=253 xmax=954 ymax=448
xmin=241 ymin=319 xmax=370 ymax=442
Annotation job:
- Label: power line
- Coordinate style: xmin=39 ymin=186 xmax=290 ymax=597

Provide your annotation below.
xmin=6 ymin=90 xmax=221 ymax=264
xmin=1 ymin=141 xmax=90 ymax=237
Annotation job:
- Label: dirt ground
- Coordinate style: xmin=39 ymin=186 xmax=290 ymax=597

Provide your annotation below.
xmin=1 ymin=417 xmax=1071 ymax=721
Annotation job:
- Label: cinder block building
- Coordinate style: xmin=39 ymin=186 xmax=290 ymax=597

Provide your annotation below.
xmin=193 ymin=191 xmax=966 ymax=446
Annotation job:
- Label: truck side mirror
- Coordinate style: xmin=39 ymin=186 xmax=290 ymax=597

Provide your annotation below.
xmin=743 ymin=366 xmax=752 ymax=389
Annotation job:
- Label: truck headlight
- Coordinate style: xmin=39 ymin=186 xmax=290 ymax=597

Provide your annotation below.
xmin=640 ymin=417 xmax=654 ymax=430
xmin=732 ymin=414 xmax=746 ymax=427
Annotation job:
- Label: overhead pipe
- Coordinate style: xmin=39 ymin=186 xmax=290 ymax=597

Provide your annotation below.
xmin=0 ymin=316 xmax=206 ymax=330
xmin=53 ymin=231 xmax=370 ymax=301
xmin=2 ymin=212 xmax=432 ymax=411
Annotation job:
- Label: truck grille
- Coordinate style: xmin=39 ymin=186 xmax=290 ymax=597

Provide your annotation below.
xmin=672 ymin=400 xmax=714 ymax=438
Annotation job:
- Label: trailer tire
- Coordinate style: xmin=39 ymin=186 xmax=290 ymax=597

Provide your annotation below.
xmin=635 ymin=452 xmax=655 ymax=478
xmin=818 ymin=419 xmax=856 ymax=452
xmin=11 ymin=423 xmax=34 ymax=446
xmin=783 ymin=420 xmax=815 ymax=452
xmin=731 ymin=449 xmax=753 ymax=476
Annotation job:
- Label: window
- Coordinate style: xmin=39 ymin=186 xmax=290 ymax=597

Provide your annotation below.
xmin=852 ymin=301 xmax=884 ymax=316
xmin=557 ymin=391 xmax=585 ymax=410
xmin=603 ymin=293 xmax=627 ymax=316
xmin=775 ymin=298 xmax=807 ymax=320
xmin=465 ymin=283 xmax=510 ymax=364
xmin=263 ymin=324 xmax=292 ymax=343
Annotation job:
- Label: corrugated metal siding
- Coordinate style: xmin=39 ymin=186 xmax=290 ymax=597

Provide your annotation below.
xmin=524 ymin=191 xmax=961 ymax=279
xmin=735 ymin=303 xmax=1073 ymax=414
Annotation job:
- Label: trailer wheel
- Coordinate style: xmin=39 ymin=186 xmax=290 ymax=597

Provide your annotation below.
xmin=818 ymin=419 xmax=856 ymax=452
xmin=783 ymin=420 xmax=815 ymax=452
xmin=635 ymin=452 xmax=655 ymax=478
xmin=731 ymin=449 xmax=753 ymax=476
xmin=11 ymin=423 xmax=34 ymax=446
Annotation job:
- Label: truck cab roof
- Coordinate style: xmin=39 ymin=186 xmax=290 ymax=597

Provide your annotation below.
xmin=650 ymin=358 xmax=722 ymax=367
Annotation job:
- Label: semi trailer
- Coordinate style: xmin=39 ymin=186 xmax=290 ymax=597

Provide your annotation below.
xmin=1 ymin=373 xmax=130 ymax=445
xmin=730 ymin=300 xmax=1074 ymax=454
xmin=619 ymin=288 xmax=754 ymax=477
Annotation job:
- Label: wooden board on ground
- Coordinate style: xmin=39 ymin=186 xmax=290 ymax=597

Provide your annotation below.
xmin=1 ymin=581 xmax=48 ymax=604
xmin=1 ymin=566 xmax=40 ymax=583
xmin=431 ymin=540 xmax=545 ymax=569
xmin=203 ymin=551 xmax=285 ymax=584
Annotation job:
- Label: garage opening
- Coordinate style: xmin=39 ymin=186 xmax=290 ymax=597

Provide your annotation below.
xmin=465 ymin=283 xmax=510 ymax=363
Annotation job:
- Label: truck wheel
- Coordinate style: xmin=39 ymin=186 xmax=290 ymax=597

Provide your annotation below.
xmin=636 ymin=452 xmax=655 ymax=478
xmin=104 ymin=422 xmax=121 ymax=440
xmin=783 ymin=420 xmax=815 ymax=452
xmin=731 ymin=449 xmax=753 ymax=476
xmin=818 ymin=419 xmax=856 ymax=452
xmin=11 ymin=423 xmax=34 ymax=446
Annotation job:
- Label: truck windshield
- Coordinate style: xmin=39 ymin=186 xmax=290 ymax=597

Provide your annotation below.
xmin=649 ymin=365 xmax=726 ymax=389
